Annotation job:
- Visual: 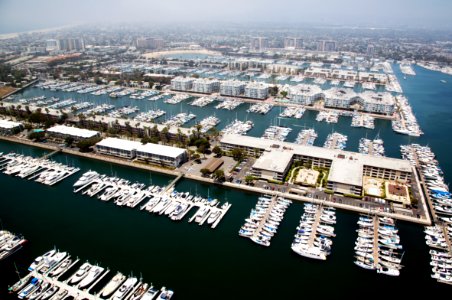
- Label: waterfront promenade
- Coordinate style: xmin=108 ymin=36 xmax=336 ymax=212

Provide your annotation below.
xmin=0 ymin=135 xmax=431 ymax=225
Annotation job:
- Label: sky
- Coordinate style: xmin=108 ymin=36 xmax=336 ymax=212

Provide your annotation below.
xmin=1 ymin=0 xmax=452 ymax=33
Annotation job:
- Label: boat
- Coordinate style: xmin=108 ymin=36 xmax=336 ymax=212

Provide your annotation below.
xmin=48 ymin=257 xmax=72 ymax=277
xmin=377 ymin=265 xmax=400 ymax=276
xmin=73 ymin=171 xmax=99 ymax=188
xmin=78 ymin=265 xmax=105 ymax=289
xmin=291 ymin=245 xmax=327 ymax=260
xmin=101 ymin=272 xmax=126 ymax=298
xmin=156 ymin=287 xmax=174 ymax=300
xmin=18 ymin=278 xmax=41 ymax=299
xmin=28 ymin=282 xmax=49 ymax=300
xmin=129 ymin=283 xmax=149 ymax=300
xmin=68 ymin=262 xmax=91 ymax=285
xmin=40 ymin=285 xmax=59 ymax=300
xmin=111 ymin=277 xmax=138 ymax=300
xmin=28 ymin=249 xmax=56 ymax=271
xmin=141 ymin=286 xmax=160 ymax=300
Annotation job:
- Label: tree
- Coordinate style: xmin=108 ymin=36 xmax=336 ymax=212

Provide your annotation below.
xmin=280 ymin=91 xmax=288 ymax=98
xmin=245 ymin=175 xmax=255 ymax=185
xmin=191 ymin=153 xmax=201 ymax=163
xmin=65 ymin=136 xmax=75 ymax=147
xmin=200 ymin=168 xmax=210 ymax=177
xmin=213 ymin=169 xmax=225 ymax=182
xmin=231 ymin=148 xmax=245 ymax=162
xmin=269 ymin=85 xmax=279 ymax=97
xmin=212 ymin=145 xmax=222 ymax=157
xmin=76 ymin=137 xmax=102 ymax=153
xmin=28 ymin=131 xmax=45 ymax=141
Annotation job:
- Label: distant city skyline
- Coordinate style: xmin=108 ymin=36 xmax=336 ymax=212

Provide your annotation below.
xmin=1 ymin=0 xmax=452 ymax=34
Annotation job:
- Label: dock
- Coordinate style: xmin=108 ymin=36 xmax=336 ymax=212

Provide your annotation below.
xmin=41 ymin=148 xmax=62 ymax=160
xmin=306 ymin=206 xmax=322 ymax=248
xmin=441 ymin=225 xmax=452 ymax=255
xmin=251 ymin=195 xmax=278 ymax=240
xmin=164 ymin=173 xmax=184 ymax=192
xmin=87 ymin=269 xmax=110 ymax=293
xmin=212 ymin=203 xmax=232 ymax=229
xmin=372 ymin=216 xmax=380 ymax=266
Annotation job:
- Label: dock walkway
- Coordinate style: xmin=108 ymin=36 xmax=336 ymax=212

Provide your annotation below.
xmin=307 ymin=206 xmax=322 ymax=248
xmin=372 ymin=216 xmax=380 ymax=266
xmin=251 ymin=195 xmax=278 ymax=239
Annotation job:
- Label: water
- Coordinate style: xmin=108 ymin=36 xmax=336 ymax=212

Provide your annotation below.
xmin=1 ymin=65 xmax=452 ymax=298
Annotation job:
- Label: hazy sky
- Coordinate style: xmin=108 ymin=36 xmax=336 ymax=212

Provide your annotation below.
xmin=1 ymin=0 xmax=452 ymax=33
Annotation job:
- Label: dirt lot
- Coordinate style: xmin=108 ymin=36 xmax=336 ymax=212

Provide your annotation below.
xmin=0 ymin=86 xmax=17 ymax=98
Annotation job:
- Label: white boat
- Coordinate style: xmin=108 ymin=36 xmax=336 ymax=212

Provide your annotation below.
xmin=48 ymin=257 xmax=72 ymax=277
xmin=377 ymin=265 xmax=400 ymax=276
xmin=156 ymin=287 xmax=174 ymax=300
xmin=111 ymin=277 xmax=138 ymax=300
xmin=128 ymin=283 xmax=149 ymax=300
xmin=78 ymin=265 xmax=105 ymax=289
xmin=40 ymin=285 xmax=59 ymax=300
xmin=28 ymin=249 xmax=56 ymax=271
xmin=291 ymin=245 xmax=327 ymax=260
xmin=68 ymin=262 xmax=91 ymax=285
xmin=101 ymin=272 xmax=126 ymax=298
xmin=141 ymin=286 xmax=160 ymax=300
xmin=73 ymin=171 xmax=99 ymax=187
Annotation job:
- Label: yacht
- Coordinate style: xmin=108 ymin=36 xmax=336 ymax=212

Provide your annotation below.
xmin=68 ymin=262 xmax=91 ymax=285
xmin=207 ymin=210 xmax=221 ymax=224
xmin=129 ymin=283 xmax=149 ymax=300
xmin=28 ymin=282 xmax=50 ymax=300
xmin=78 ymin=265 xmax=105 ymax=289
xmin=141 ymin=286 xmax=160 ymax=300
xmin=111 ymin=277 xmax=138 ymax=300
xmin=18 ymin=278 xmax=41 ymax=299
xmin=28 ymin=249 xmax=56 ymax=271
xmin=40 ymin=285 xmax=59 ymax=300
xmin=291 ymin=245 xmax=327 ymax=260
xmin=156 ymin=287 xmax=174 ymax=300
xmin=48 ymin=257 xmax=72 ymax=277
xmin=101 ymin=272 xmax=126 ymax=298
xmin=377 ymin=265 xmax=400 ymax=276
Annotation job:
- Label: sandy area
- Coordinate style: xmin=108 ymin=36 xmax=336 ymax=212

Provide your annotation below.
xmin=0 ymin=24 xmax=76 ymax=40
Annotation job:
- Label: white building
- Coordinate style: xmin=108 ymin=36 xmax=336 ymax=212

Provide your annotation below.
xmin=220 ymin=80 xmax=245 ymax=97
xmin=324 ymin=88 xmax=356 ymax=109
xmin=0 ymin=119 xmax=22 ymax=135
xmin=360 ymin=91 xmax=395 ymax=114
xmin=46 ymin=125 xmax=100 ymax=142
xmin=288 ymin=84 xmax=323 ymax=105
xmin=245 ymin=82 xmax=268 ymax=99
xmin=171 ymin=77 xmax=194 ymax=91
xmin=95 ymin=138 xmax=138 ymax=159
xmin=135 ymin=143 xmax=187 ymax=167
xmin=95 ymin=137 xmax=187 ymax=167
xmin=192 ymin=78 xmax=220 ymax=94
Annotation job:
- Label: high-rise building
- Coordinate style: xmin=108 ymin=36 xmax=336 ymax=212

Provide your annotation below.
xmin=284 ymin=37 xmax=303 ymax=49
xmin=136 ymin=37 xmax=165 ymax=50
xmin=250 ymin=37 xmax=269 ymax=51
xmin=317 ymin=40 xmax=336 ymax=52
xmin=366 ymin=44 xmax=375 ymax=56
xmin=57 ymin=38 xmax=85 ymax=51
xmin=46 ymin=39 xmax=59 ymax=52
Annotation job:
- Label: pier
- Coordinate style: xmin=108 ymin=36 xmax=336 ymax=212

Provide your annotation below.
xmin=41 ymin=148 xmax=62 ymax=160
xmin=164 ymin=172 xmax=184 ymax=192
xmin=306 ymin=206 xmax=322 ymax=248
xmin=372 ymin=216 xmax=380 ymax=266
xmin=251 ymin=195 xmax=278 ymax=240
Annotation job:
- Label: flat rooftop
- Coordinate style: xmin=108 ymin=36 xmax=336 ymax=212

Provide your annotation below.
xmin=47 ymin=125 xmax=99 ymax=139
xmin=253 ymin=149 xmax=293 ymax=174
xmin=96 ymin=137 xmax=138 ymax=152
xmin=221 ymin=134 xmax=412 ymax=183
xmin=0 ymin=119 xmax=22 ymax=129
xmin=136 ymin=142 xmax=186 ymax=158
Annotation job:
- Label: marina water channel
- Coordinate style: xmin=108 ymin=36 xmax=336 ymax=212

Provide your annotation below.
xmin=1 ymin=65 xmax=452 ymax=298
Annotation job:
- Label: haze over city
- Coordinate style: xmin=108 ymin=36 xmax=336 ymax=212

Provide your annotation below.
xmin=1 ymin=0 xmax=452 ymax=33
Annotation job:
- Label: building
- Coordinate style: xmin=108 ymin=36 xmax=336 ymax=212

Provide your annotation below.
xmin=192 ymin=78 xmax=220 ymax=94
xmin=220 ymin=80 xmax=245 ymax=97
xmin=136 ymin=37 xmax=165 ymax=50
xmin=46 ymin=39 xmax=59 ymax=52
xmin=170 ymin=77 xmax=194 ymax=91
xmin=0 ymin=119 xmax=22 ymax=135
xmin=288 ymin=84 xmax=323 ymax=105
xmin=135 ymin=143 xmax=187 ymax=168
xmin=57 ymin=38 xmax=84 ymax=51
xmin=220 ymin=134 xmax=413 ymax=197
xmin=267 ymin=64 xmax=300 ymax=75
xmin=244 ymin=82 xmax=268 ymax=99
xmin=284 ymin=37 xmax=303 ymax=49
xmin=324 ymin=88 xmax=356 ymax=109
xmin=95 ymin=137 xmax=187 ymax=167
xmin=46 ymin=125 xmax=100 ymax=142
xmin=317 ymin=40 xmax=336 ymax=52
xmin=360 ymin=91 xmax=395 ymax=114
xmin=95 ymin=138 xmax=138 ymax=159
xmin=250 ymin=37 xmax=269 ymax=51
